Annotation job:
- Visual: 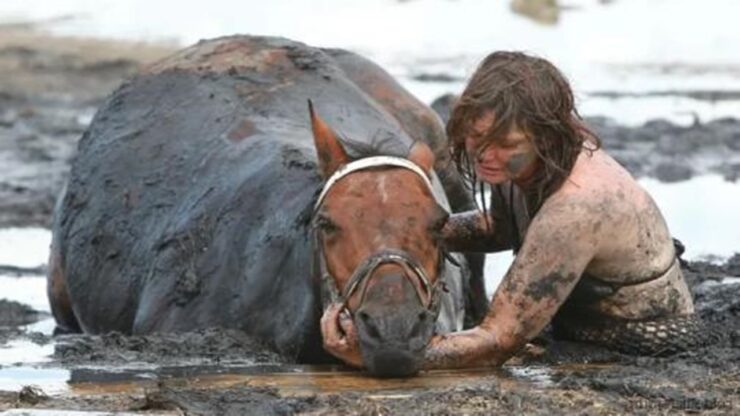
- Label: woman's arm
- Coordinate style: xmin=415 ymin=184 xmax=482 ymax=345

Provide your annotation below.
xmin=442 ymin=210 xmax=512 ymax=253
xmin=320 ymin=195 xmax=602 ymax=370
xmin=423 ymin=195 xmax=601 ymax=369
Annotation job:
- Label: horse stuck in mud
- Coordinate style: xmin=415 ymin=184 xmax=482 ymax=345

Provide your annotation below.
xmin=46 ymin=35 xmax=485 ymax=377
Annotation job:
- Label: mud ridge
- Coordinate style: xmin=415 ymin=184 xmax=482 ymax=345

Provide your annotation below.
xmin=54 ymin=328 xmax=288 ymax=366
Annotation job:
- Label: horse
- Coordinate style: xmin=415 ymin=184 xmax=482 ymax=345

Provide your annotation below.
xmin=47 ymin=35 xmax=484 ymax=376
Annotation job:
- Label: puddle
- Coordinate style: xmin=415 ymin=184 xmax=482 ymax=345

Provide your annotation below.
xmin=0 ymin=340 xmax=53 ymax=367
xmin=504 ymin=366 xmax=555 ymax=387
xmin=640 ymin=175 xmax=740 ymax=260
xmin=0 ymin=362 xmax=570 ymax=398
xmin=22 ymin=318 xmax=57 ymax=336
xmin=0 ymin=367 xmax=69 ymax=395
xmin=72 ymin=366 xmax=500 ymax=397
xmin=0 ymin=275 xmax=50 ymax=313
xmin=0 ymin=228 xmax=50 ymax=270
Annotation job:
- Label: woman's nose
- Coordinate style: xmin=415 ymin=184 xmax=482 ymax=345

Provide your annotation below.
xmin=476 ymin=146 xmax=499 ymax=164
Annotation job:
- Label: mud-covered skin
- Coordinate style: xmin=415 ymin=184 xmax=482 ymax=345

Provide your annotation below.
xmin=425 ymin=148 xmax=698 ymax=368
xmin=442 ymin=211 xmax=511 ymax=253
xmin=48 ymin=35 xmax=480 ymax=362
xmin=465 ymin=114 xmax=540 ymax=184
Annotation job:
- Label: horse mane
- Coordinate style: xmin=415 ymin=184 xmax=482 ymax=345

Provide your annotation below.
xmin=340 ymin=129 xmax=409 ymax=160
xmin=298 ymin=129 xmax=410 ymax=227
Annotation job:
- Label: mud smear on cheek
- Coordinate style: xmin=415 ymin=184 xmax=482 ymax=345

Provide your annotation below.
xmin=506 ymin=152 xmax=537 ymax=177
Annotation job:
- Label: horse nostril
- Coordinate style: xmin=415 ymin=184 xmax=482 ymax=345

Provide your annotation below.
xmin=410 ymin=311 xmax=432 ymax=339
xmin=358 ymin=311 xmax=381 ymax=340
xmin=358 ymin=311 xmax=370 ymax=323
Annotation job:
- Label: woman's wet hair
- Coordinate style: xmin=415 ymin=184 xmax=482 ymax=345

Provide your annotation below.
xmin=447 ymin=51 xmax=600 ymax=208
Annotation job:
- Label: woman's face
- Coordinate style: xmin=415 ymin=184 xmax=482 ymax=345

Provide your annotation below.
xmin=464 ymin=111 xmax=539 ymax=184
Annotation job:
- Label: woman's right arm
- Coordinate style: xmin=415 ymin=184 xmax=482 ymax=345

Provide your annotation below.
xmin=442 ymin=210 xmax=512 ymax=253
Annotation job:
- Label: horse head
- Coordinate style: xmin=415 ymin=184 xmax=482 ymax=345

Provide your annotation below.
xmin=310 ymin=101 xmax=449 ymax=377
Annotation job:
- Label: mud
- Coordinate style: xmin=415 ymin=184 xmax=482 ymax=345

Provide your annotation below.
xmin=0 ymin=299 xmax=44 ymax=327
xmin=0 ymin=26 xmax=173 ymax=228
xmin=0 ymin=28 xmax=738 ymax=414
xmin=0 ymin=256 xmax=736 ymax=414
xmin=54 ymin=328 xmax=286 ymax=367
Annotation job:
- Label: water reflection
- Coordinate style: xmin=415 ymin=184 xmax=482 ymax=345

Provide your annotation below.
xmin=0 ymin=228 xmax=49 ymax=269
xmin=0 ymin=275 xmax=50 ymax=313
xmin=64 ymin=364 xmax=560 ymax=397
xmin=0 ymin=340 xmax=53 ymax=366
xmin=0 ymin=367 xmax=69 ymax=394
xmin=640 ymin=175 xmax=740 ymax=260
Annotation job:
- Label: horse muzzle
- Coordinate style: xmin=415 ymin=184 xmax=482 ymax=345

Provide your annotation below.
xmin=353 ymin=272 xmax=437 ymax=377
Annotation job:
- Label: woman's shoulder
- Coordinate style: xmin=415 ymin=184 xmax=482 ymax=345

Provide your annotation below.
xmin=560 ymin=150 xmax=643 ymax=198
xmin=542 ymin=149 xmax=662 ymax=231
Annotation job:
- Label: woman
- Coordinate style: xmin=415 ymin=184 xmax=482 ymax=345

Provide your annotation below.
xmin=322 ymin=51 xmax=707 ymax=369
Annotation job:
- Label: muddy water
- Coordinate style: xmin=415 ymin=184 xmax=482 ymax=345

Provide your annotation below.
xmin=1 ymin=360 xmax=567 ymax=401
xmin=66 ymin=365 xmax=559 ymax=397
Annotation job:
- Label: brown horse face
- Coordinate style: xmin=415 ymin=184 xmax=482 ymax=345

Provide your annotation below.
xmin=311 ymin=103 xmax=447 ymax=376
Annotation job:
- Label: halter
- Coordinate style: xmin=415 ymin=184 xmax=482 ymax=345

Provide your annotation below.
xmin=312 ymin=156 xmax=448 ymax=315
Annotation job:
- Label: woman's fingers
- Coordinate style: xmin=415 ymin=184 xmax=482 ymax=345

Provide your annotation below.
xmin=320 ymin=303 xmax=364 ymax=368
xmin=339 ymin=309 xmax=358 ymax=343
xmin=320 ymin=303 xmax=345 ymax=348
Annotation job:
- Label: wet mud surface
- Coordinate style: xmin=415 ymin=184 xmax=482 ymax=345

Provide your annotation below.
xmin=1 ymin=256 xmax=737 ymax=414
xmin=0 ymin=300 xmax=43 ymax=328
xmin=0 ymin=28 xmax=738 ymax=414
xmin=54 ymin=329 xmax=286 ymax=367
xmin=0 ymin=26 xmax=172 ymax=228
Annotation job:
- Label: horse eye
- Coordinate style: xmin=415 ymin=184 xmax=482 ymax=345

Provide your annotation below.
xmin=315 ymin=215 xmax=339 ymax=233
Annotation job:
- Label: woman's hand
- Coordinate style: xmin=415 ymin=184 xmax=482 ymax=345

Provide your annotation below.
xmin=320 ymin=303 xmax=363 ymax=368
xmin=424 ymin=325 xmax=503 ymax=370
xmin=441 ymin=210 xmax=508 ymax=253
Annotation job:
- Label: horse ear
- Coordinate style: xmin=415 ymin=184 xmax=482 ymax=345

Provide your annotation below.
xmin=308 ymin=100 xmax=349 ymax=178
xmin=407 ymin=141 xmax=435 ymax=178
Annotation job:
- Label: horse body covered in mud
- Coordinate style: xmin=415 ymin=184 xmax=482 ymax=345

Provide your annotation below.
xmin=48 ymin=35 xmax=484 ymax=376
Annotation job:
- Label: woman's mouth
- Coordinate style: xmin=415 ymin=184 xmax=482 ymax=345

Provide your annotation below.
xmin=477 ymin=165 xmax=504 ymax=176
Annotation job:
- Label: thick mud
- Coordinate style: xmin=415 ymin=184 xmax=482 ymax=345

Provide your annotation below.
xmin=55 ymin=329 xmax=286 ymax=367
xmin=0 ymin=300 xmax=43 ymax=327
xmin=0 ymin=28 xmax=738 ymax=414
xmin=1 ymin=256 xmax=737 ymax=414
